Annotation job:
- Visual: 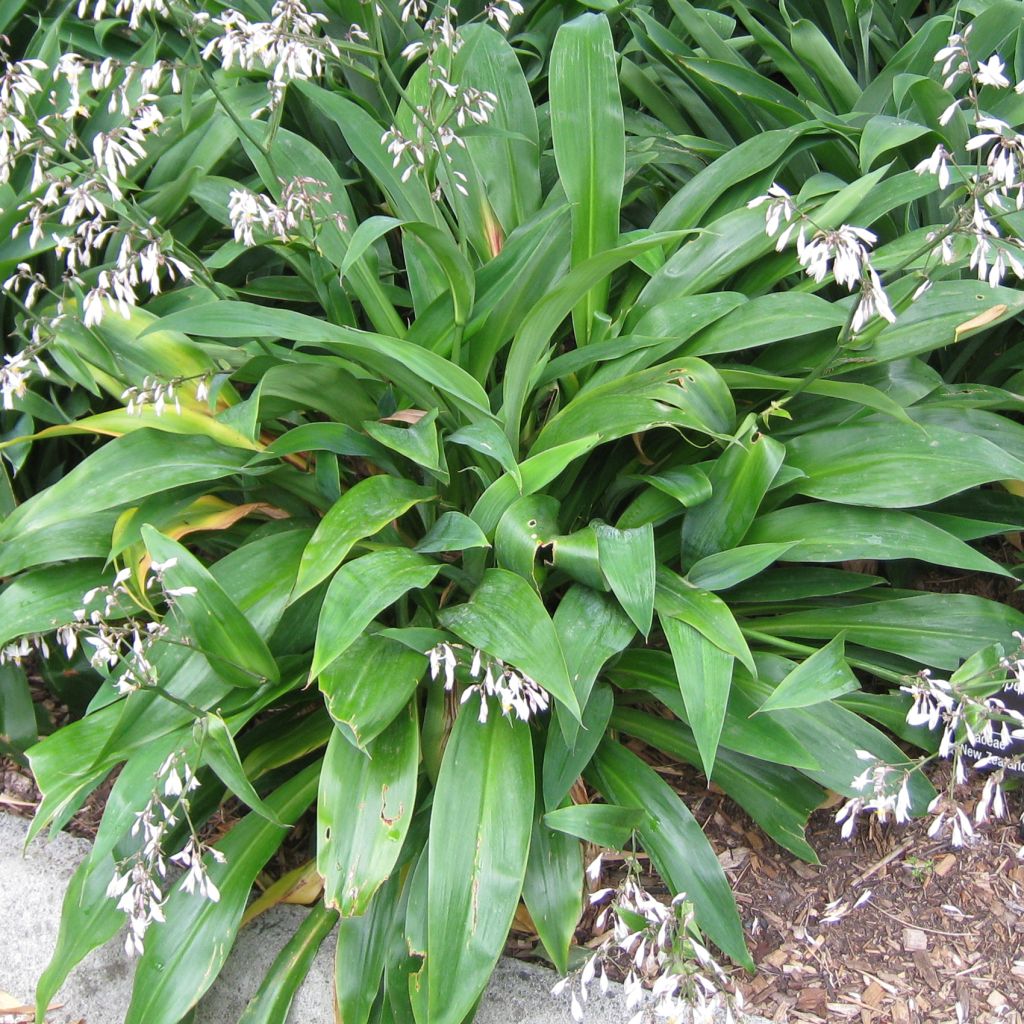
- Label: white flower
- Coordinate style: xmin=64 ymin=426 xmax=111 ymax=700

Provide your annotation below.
xmin=914 ymin=144 xmax=951 ymax=189
xmin=975 ymin=54 xmax=1010 ymax=89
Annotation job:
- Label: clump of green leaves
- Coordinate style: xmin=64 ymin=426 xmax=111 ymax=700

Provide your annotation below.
xmin=4 ymin=2 xmax=1024 ymax=1022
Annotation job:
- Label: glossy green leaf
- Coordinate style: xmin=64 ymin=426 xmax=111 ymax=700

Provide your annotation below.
xmin=594 ymin=523 xmax=655 ymax=638
xmin=680 ymin=426 xmax=785 ymax=567
xmin=589 ymin=739 xmax=752 ymax=968
xmin=522 ymin=810 xmax=583 ymax=975
xmin=543 ymin=683 xmax=614 ymax=812
xmin=0 ymin=562 xmax=106 ymax=651
xmin=124 ymin=761 xmax=321 ymax=1024
xmin=641 ymin=468 xmax=712 ymax=513
xmin=661 ymin=615 xmax=733 ymax=781
xmin=147 ymin=302 xmax=492 ymax=420
xmin=543 ymin=803 xmax=647 ymax=849
xmin=656 ymin=569 xmax=755 ymax=673
xmin=201 ymin=712 xmax=284 ymax=825
xmin=439 ymin=569 xmax=579 ymax=721
xmin=739 ymin=661 xmax=935 ymax=808
xmin=747 ymin=594 xmax=1024 ymax=671
xmin=756 ymin=635 xmax=859 ymax=714
xmin=494 ymin=494 xmax=560 ymax=587
xmin=746 ymin=504 xmax=1011 ymax=576
xmin=612 ymin=709 xmax=820 ymax=863
xmin=608 ymin=650 xmax=820 ymax=771
xmin=414 ymin=512 xmax=490 ymax=554
xmin=143 ymin=526 xmax=280 ymax=688
xmin=293 ymin=475 xmax=435 ymax=600
xmin=0 ymin=431 xmax=251 ymax=544
xmin=237 ymin=902 xmax=339 ymax=1024
xmin=550 ymin=12 xmax=624 ymax=345
xmin=685 ymin=293 xmax=847 ymax=357
xmin=686 ymin=542 xmax=795 ymax=591
xmin=425 ymin=696 xmax=534 ymax=1024
xmin=784 ymin=420 xmax=1024 ymax=508
xmin=552 ymin=588 xmax=634 ymax=747
xmin=447 ymin=420 xmax=522 ymax=489
xmin=531 ymin=359 xmax=734 ymax=455
xmin=364 ymin=411 xmax=446 ymax=480
xmin=318 ymin=705 xmax=419 ymax=916
xmin=310 ymin=550 xmax=441 ymax=679
xmin=500 ymin=233 xmax=688 ymax=447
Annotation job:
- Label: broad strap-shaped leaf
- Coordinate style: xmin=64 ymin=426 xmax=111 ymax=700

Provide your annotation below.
xmin=35 ymin=738 xmax=185 ymax=1020
xmin=522 ymin=807 xmax=583 ymax=975
xmin=310 ymin=550 xmax=441 ymax=679
xmin=594 ymin=523 xmax=655 ymax=637
xmin=237 ymin=902 xmax=339 ymax=1024
xmin=27 ymin=530 xmax=308 ymax=842
xmin=414 ymin=511 xmax=490 ymax=554
xmin=147 ymin=302 xmax=493 ymax=421
xmin=530 ymin=359 xmax=735 ymax=456
xmin=494 ymin=494 xmax=561 ymax=588
xmin=319 ymin=633 xmax=426 ymax=750
xmin=364 ymin=410 xmax=447 ymax=482
xmin=202 ymin=712 xmax=284 ymax=824
xmin=746 ymin=593 xmax=1024 ymax=671
xmin=425 ymin=695 xmax=534 ymax=1024
xmin=499 ymin=233 xmax=687 ymax=447
xmin=543 ymin=803 xmax=647 ymax=849
xmin=656 ymin=568 xmax=754 ymax=673
xmin=0 ymin=431 xmax=251 ymax=544
xmin=608 ymin=650 xmax=820 ymax=771
xmin=783 ymin=419 xmax=1024 ymax=508
xmin=543 ymin=682 xmax=614 ymax=812
xmin=334 ymin=865 xmax=407 ymax=1024
xmin=680 ymin=423 xmax=785 ymax=568
xmin=738 ymin=661 xmax=935 ymax=809
xmin=756 ymin=634 xmax=859 ymax=714
xmin=124 ymin=761 xmax=321 ymax=1024
xmin=318 ymin=705 xmax=419 ymax=916
xmin=439 ymin=568 xmax=580 ymax=721
xmin=589 ymin=739 xmax=752 ymax=968
xmin=0 ymin=562 xmax=107 ymax=650
xmin=552 ymin=588 xmax=634 ymax=748
xmin=660 ymin=615 xmax=733 ymax=781
xmin=293 ymin=475 xmax=434 ymax=600
xmin=456 ymin=24 xmax=541 ymax=233
xmin=745 ymin=503 xmax=1013 ymax=576
xmin=550 ymin=12 xmax=625 ymax=345
xmin=143 ymin=526 xmax=279 ymax=687
xmin=686 ymin=542 xmax=796 ymax=591
xmin=611 ymin=708 xmax=821 ymax=863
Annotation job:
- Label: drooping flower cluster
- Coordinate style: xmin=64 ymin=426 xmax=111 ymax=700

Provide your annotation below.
xmin=0 ymin=40 xmax=192 ymax=411
xmin=910 ymin=26 xmax=1024 ymax=289
xmin=834 ymin=749 xmax=914 ymax=840
xmin=227 ymin=176 xmax=345 ymax=249
xmin=553 ymin=853 xmax=742 ymax=1024
xmin=427 ymin=640 xmax=550 ymax=723
xmin=54 ymin=559 xmax=195 ymax=697
xmin=201 ymin=0 xmax=341 ymax=114
xmin=382 ymin=1 xmax=516 ymax=198
xmin=77 ymin=0 xmax=174 ymax=30
xmin=837 ymin=633 xmax=1024 ymax=850
xmin=748 ymin=185 xmax=896 ymax=333
xmin=106 ymin=749 xmax=225 ymax=955
xmin=122 ymin=372 xmax=212 ymax=416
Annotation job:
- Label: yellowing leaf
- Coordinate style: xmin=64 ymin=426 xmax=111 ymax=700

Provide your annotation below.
xmin=954 ymin=303 xmax=1008 ymax=342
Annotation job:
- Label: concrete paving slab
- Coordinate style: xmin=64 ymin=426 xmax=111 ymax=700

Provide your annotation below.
xmin=0 ymin=812 xmax=771 ymax=1024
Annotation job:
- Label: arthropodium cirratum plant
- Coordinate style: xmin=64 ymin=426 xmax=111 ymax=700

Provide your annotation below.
xmin=5 ymin=0 xmax=1024 ymax=1021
